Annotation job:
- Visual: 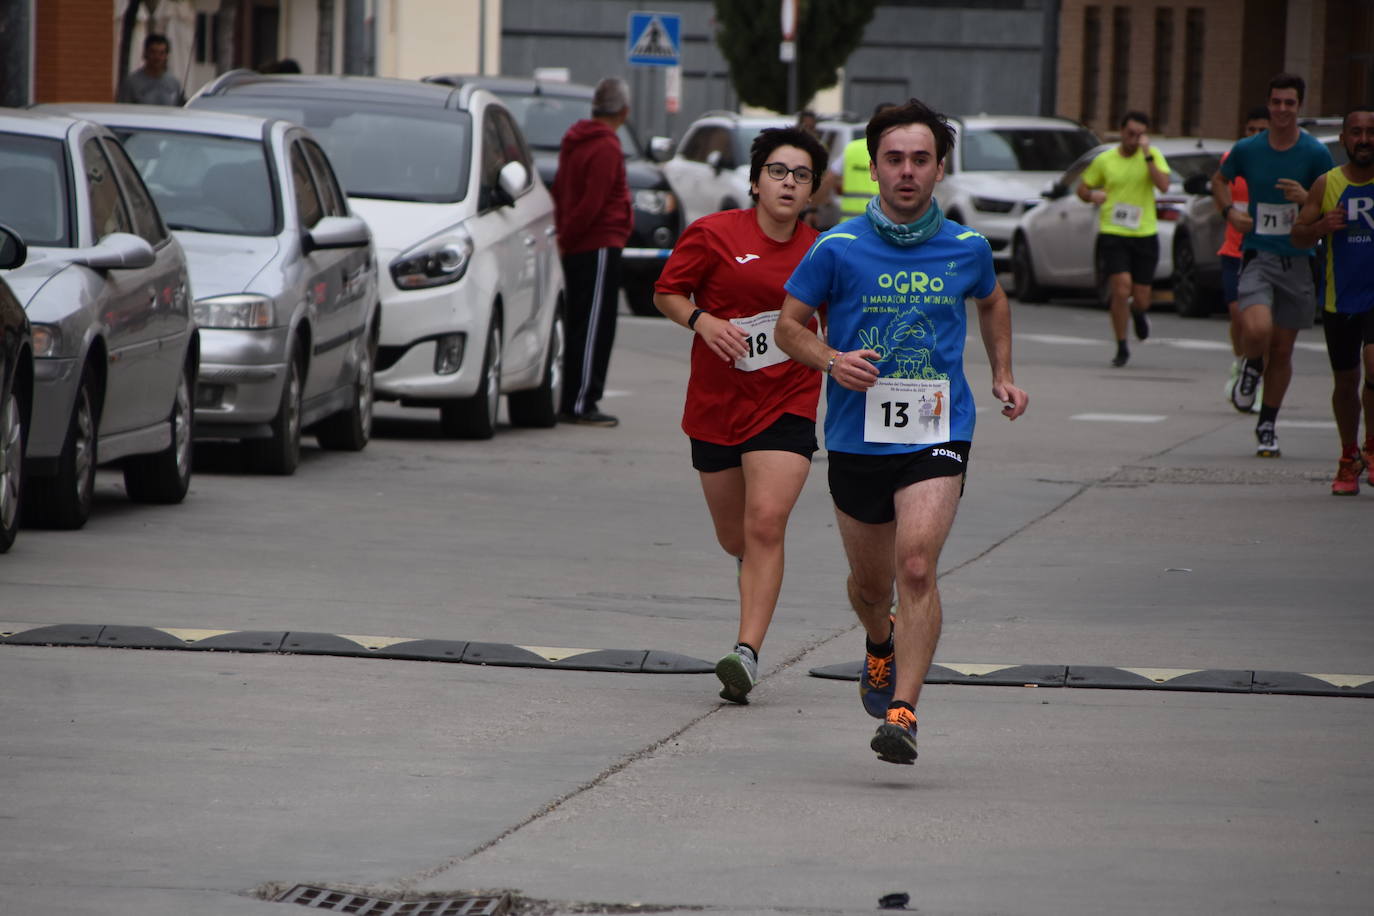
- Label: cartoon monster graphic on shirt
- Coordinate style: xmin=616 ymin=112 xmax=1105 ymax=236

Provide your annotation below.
xmin=856 ymin=305 xmax=946 ymax=380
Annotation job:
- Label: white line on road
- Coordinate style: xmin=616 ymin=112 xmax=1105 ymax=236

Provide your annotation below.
xmin=1071 ymin=413 xmax=1169 ymax=423
xmin=1013 ymin=332 xmax=1325 ymax=353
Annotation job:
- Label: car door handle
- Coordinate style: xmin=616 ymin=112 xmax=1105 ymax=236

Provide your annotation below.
xmin=545 ymin=226 xmax=556 ymax=237
xmin=523 ymin=235 xmax=537 ymax=248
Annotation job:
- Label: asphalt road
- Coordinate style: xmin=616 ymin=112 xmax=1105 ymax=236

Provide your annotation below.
xmin=2 ymin=294 xmax=1370 ymax=916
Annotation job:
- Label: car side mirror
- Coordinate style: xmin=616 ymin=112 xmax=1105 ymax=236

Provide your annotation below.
xmin=70 ymin=232 xmax=156 ymax=270
xmin=497 ymin=161 xmax=528 ymax=206
xmin=1043 ymin=182 xmax=1068 ymax=200
xmin=0 ymin=223 xmax=26 ymax=269
xmin=305 ymin=215 xmax=371 ymax=252
xmin=1182 ymin=173 xmax=1210 ymax=196
xmin=648 ymin=136 xmax=674 ymax=163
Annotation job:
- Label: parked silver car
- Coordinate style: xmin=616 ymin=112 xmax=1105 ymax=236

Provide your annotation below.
xmin=0 ymin=109 xmax=197 ymax=529
xmin=47 ymin=105 xmax=381 ymax=474
xmin=1010 ymin=137 xmax=1231 ymax=304
xmin=0 ymin=225 xmax=34 ymax=553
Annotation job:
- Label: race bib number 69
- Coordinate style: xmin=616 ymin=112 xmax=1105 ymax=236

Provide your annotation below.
xmin=863 ymin=378 xmax=952 ymax=445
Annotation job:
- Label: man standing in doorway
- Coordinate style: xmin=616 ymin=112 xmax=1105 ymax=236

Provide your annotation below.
xmin=552 ymin=77 xmax=634 ymax=427
xmin=1291 ymin=107 xmax=1374 ymax=494
xmin=1211 ymin=73 xmax=1334 ymax=457
xmin=116 ymin=34 xmax=186 ymax=106
xmin=776 ymin=99 xmax=1028 ymax=765
xmin=1077 ymin=111 xmax=1171 ymax=367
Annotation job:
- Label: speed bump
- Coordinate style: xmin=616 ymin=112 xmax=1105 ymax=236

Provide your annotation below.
xmin=1065 ymin=666 xmax=1253 ymax=693
xmin=0 ymin=623 xmax=103 ymax=646
xmin=97 ymin=626 xmax=286 ymax=652
xmin=1252 ymin=671 xmax=1374 ymax=697
xmin=462 ymin=642 xmax=645 ymax=672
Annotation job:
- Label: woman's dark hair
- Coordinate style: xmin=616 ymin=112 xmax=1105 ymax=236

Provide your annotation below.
xmin=748 ymin=126 xmax=829 ymax=203
xmin=865 ymin=98 xmax=956 ymax=164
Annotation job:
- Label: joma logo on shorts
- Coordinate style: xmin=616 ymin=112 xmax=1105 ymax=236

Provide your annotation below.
xmin=878 ymin=271 xmax=946 ymax=293
xmin=932 ymin=448 xmax=963 ymax=462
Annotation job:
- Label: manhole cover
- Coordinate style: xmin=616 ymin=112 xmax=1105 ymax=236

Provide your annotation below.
xmin=276 ymin=885 xmax=510 ymax=915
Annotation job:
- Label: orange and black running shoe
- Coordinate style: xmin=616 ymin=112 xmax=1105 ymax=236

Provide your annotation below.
xmin=859 ymin=616 xmax=895 ymax=719
xmin=871 ymin=704 xmax=918 ymax=765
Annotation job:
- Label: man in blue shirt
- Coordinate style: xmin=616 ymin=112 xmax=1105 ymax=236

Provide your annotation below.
xmin=776 ymin=99 xmax=1028 ymax=765
xmin=1211 ymin=73 xmax=1335 ymax=457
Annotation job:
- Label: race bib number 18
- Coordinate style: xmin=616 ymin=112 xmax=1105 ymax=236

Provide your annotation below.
xmin=863 ymin=378 xmax=952 ymax=445
xmin=731 ymin=310 xmax=788 ymax=372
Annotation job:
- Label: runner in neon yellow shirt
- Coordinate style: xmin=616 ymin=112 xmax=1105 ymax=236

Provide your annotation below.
xmin=1077 ymin=110 xmax=1171 ymax=367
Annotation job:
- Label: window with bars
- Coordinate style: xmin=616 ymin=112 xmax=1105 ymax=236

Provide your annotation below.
xmin=1153 ymin=8 xmax=1174 ymax=131
xmin=1110 ymin=6 xmax=1131 ymax=127
xmin=1181 ymin=8 xmax=1205 ymax=135
xmin=1081 ymin=6 xmax=1101 ymax=125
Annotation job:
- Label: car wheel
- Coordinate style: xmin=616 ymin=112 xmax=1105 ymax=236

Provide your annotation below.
xmin=1011 ymin=235 xmax=1048 ymax=303
xmin=316 ymin=323 xmax=376 ymax=451
xmin=622 ymin=278 xmax=660 ymax=317
xmin=25 ymin=364 xmax=97 ymax=530
xmin=440 ymin=313 xmax=501 ymax=440
xmin=1172 ymin=229 xmax=1208 ymax=318
xmin=508 ymin=306 xmax=564 ymax=429
xmin=124 ymin=358 xmax=194 ymax=504
xmin=246 ymin=344 xmax=303 ymax=475
xmin=0 ymin=388 xmax=25 ymax=552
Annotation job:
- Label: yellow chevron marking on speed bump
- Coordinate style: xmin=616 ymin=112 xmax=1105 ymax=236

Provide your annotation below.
xmin=518 ymin=646 xmax=601 ymax=663
xmin=155 ymin=627 xmax=239 ymax=644
xmin=336 ymin=634 xmax=421 ymax=651
xmin=1121 ymin=667 xmax=1204 ymax=683
xmin=1306 ymin=673 xmax=1374 ymax=689
xmin=939 ymin=663 xmax=1018 ymax=676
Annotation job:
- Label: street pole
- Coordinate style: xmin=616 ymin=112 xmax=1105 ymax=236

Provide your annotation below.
xmin=781 ymin=0 xmax=798 ymax=114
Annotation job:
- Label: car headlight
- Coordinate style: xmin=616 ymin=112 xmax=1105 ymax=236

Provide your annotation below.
xmin=633 ymin=189 xmax=678 ymax=215
xmin=31 ymin=323 xmax=62 ymax=358
xmin=970 ymin=196 xmax=1016 ymax=213
xmin=193 ymin=294 xmax=276 ymax=329
xmin=391 ymin=227 xmax=474 ymax=290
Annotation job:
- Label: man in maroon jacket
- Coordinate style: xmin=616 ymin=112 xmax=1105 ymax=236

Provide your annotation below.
xmin=552 ymin=77 xmax=634 ymax=426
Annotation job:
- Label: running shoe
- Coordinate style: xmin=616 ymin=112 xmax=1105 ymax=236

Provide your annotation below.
xmin=871 ymin=705 xmax=918 ymax=765
xmin=859 ymin=615 xmax=896 ymax=719
xmin=1331 ymin=455 xmax=1364 ymax=496
xmin=1232 ymin=361 xmax=1262 ymax=413
xmin=1223 ymin=357 xmax=1242 ymax=402
xmin=1111 ymin=347 xmax=1129 ymax=368
xmin=1132 ymin=308 xmax=1151 ymax=341
xmin=1255 ymin=423 xmax=1280 ymax=458
xmin=715 ymin=646 xmax=758 ymax=704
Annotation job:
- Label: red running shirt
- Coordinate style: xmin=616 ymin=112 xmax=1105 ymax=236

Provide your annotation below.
xmin=655 ymin=209 xmax=821 ymax=445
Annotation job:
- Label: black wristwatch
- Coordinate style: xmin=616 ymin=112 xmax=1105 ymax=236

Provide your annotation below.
xmin=687 ymin=308 xmax=705 ymax=330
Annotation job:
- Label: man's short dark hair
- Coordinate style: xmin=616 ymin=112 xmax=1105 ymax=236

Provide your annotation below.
xmin=1269 ymin=73 xmax=1306 ymax=104
xmin=144 ymin=33 xmax=170 ymax=52
xmin=1245 ymin=105 xmax=1271 ymax=123
xmin=1344 ymin=106 xmax=1374 ymax=130
xmin=1120 ymin=110 xmax=1151 ymax=129
xmin=748 ymin=127 xmax=829 ymax=203
xmin=865 ymin=98 xmax=955 ymax=164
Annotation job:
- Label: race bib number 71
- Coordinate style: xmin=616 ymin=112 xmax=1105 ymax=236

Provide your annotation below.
xmin=863 ymin=378 xmax=952 ymax=445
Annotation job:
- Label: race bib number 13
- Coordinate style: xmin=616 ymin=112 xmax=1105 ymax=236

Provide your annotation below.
xmin=863 ymin=378 xmax=952 ymax=445
xmin=731 ymin=310 xmax=788 ymax=372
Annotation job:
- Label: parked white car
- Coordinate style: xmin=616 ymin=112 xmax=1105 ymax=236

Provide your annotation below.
xmin=662 ymin=111 xmax=793 ymax=227
xmin=1010 ymin=137 xmax=1231 ymax=304
xmin=191 ymin=73 xmax=566 ymax=439
xmin=47 ymin=104 xmax=380 ymax=474
xmin=0 ymin=109 xmax=198 ymax=529
xmin=935 ymin=115 xmax=1100 ymax=264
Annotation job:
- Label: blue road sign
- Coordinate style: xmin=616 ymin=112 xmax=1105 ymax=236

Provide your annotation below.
xmin=627 ymin=12 xmax=681 ymax=67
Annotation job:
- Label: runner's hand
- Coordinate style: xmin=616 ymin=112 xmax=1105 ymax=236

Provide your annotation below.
xmin=994 ymin=382 xmax=1028 ymax=420
xmin=1276 ymin=178 xmax=1308 ymax=205
xmin=696 ymin=313 xmax=750 ymax=363
xmin=831 ymin=349 xmax=881 ymax=392
xmin=1316 ymin=207 xmax=1348 ymax=234
xmin=1139 ymin=134 xmax=1151 ymax=154
xmin=1089 ymin=189 xmax=1107 ymax=205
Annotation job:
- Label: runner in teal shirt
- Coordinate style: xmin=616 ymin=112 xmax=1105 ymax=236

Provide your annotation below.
xmin=1220 ymin=129 xmax=1333 ymax=256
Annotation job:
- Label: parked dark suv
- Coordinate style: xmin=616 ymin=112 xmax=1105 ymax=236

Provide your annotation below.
xmin=424 ymin=75 xmax=682 ymax=316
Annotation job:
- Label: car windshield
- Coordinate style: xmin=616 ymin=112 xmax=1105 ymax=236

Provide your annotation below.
xmin=117 ymin=129 xmax=276 ymax=235
xmin=193 ymin=97 xmax=471 ymax=203
xmin=1166 ymin=151 xmax=1223 ymax=185
xmin=732 ymin=124 xmax=791 ymax=167
xmin=0 ymin=132 xmax=71 ymax=247
xmin=492 ymin=91 xmax=641 ymax=157
xmin=961 ymin=127 xmax=1099 ymax=171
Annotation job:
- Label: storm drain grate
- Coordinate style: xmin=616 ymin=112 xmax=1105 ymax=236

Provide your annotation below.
xmin=276 ymin=885 xmax=510 ymax=915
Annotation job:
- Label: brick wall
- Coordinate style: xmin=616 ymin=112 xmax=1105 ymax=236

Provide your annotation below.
xmin=35 ymin=0 xmax=115 ymax=103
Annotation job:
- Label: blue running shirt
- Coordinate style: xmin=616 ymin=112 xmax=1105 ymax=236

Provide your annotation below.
xmin=1220 ymin=130 xmax=1334 ymax=256
xmin=1318 ymin=167 xmax=1374 ymax=315
xmin=785 ymin=214 xmax=997 ymax=455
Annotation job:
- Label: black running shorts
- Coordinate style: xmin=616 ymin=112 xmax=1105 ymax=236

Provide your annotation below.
xmin=1095 ymin=234 xmax=1159 ymax=286
xmin=827 ymin=442 xmax=970 ymax=525
xmin=1323 ymin=309 xmax=1374 ymax=372
xmin=690 ymin=412 xmax=818 ymax=473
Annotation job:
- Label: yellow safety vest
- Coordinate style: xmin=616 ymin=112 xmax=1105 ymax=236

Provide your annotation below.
xmin=840 ymin=137 xmax=877 ymax=216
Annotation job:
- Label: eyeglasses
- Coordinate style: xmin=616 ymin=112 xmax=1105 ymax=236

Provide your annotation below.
xmin=762 ymin=161 xmax=815 ymax=184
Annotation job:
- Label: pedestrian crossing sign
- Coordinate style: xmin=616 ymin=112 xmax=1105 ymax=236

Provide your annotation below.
xmin=627 ymin=11 xmax=681 ymax=67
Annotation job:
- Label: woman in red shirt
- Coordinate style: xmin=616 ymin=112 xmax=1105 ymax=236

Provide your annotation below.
xmin=654 ymin=127 xmax=829 ymax=704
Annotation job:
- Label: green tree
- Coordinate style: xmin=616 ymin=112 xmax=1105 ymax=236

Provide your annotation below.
xmin=713 ymin=0 xmax=878 ymax=113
